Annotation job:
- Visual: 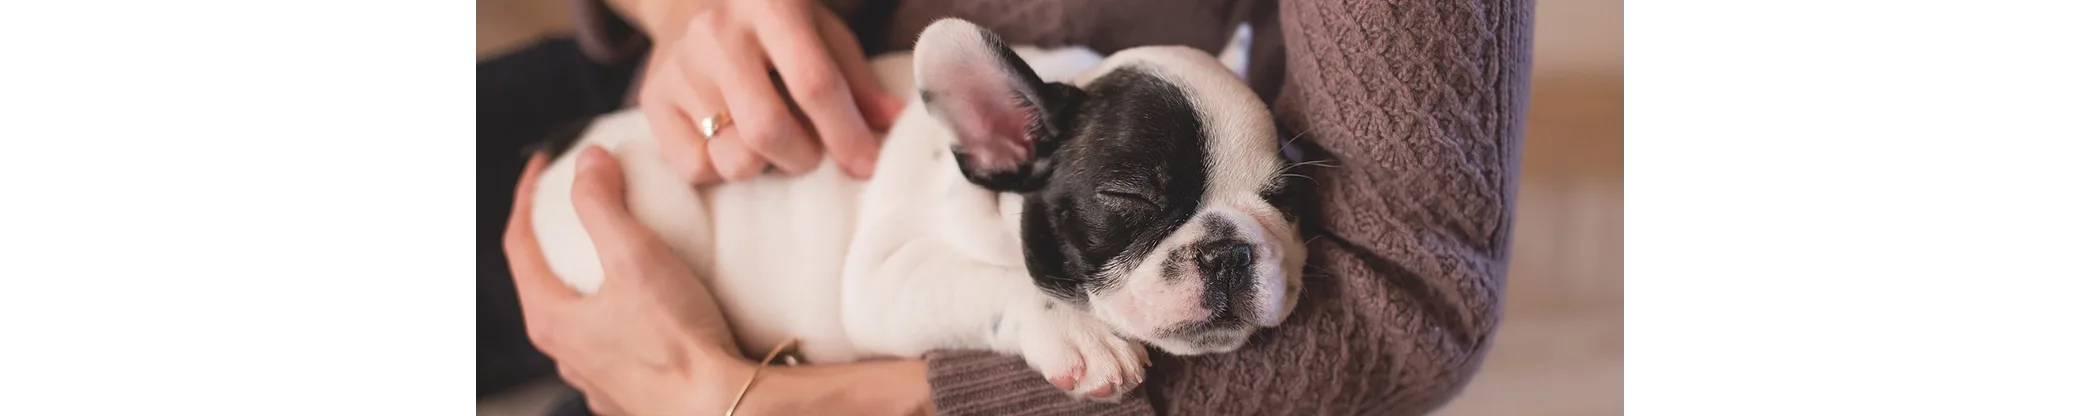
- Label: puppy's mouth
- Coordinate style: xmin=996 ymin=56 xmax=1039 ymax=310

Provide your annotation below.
xmin=1125 ymin=253 xmax=1283 ymax=355
xmin=1149 ymin=316 xmax=1257 ymax=354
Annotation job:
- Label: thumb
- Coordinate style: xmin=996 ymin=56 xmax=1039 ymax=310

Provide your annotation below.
xmin=505 ymin=152 xmax=582 ymax=305
xmin=570 ymin=146 xmax=663 ymax=265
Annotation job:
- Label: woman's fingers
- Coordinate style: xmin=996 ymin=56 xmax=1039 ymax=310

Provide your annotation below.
xmin=640 ymin=51 xmax=721 ymax=184
xmin=649 ymin=7 xmax=897 ymax=183
xmin=753 ymin=3 xmax=882 ymax=178
xmin=558 ymin=365 xmax=625 ymax=416
xmin=685 ymin=14 xmax=825 ymax=175
xmin=569 ymin=146 xmax=680 ymax=278
xmin=504 ymin=153 xmax=581 ymax=307
xmin=815 ymin=8 xmax=906 ymax=132
xmin=706 ymin=128 xmax=769 ymax=181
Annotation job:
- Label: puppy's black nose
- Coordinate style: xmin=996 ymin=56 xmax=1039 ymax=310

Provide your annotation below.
xmin=1197 ymin=241 xmax=1254 ymax=271
xmin=1195 ymin=240 xmax=1255 ymax=326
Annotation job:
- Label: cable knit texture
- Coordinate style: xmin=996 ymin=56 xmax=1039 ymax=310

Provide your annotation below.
xmin=571 ymin=0 xmax=1531 ymax=413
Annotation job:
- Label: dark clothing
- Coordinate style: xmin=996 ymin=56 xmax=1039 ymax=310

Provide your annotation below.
xmin=476 ymin=37 xmax=642 ymax=397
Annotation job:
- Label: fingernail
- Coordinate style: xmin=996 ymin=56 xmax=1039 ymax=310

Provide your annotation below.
xmin=579 ymin=147 xmax=605 ymax=170
xmin=885 ymin=96 xmax=906 ymax=116
xmin=854 ymin=148 xmax=879 ymax=177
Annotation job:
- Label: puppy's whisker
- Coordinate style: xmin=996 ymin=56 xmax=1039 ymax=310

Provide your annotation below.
xmin=1302 ymin=264 xmax=1342 ymax=280
xmin=1268 ymin=159 xmax=1336 ymax=184
xmin=1280 ymin=130 xmax=1311 ymax=148
xmin=1279 ymin=173 xmax=1319 ymax=186
xmin=1270 ymin=162 xmax=1337 ymax=183
xmin=1283 ymin=160 xmax=1338 ymax=170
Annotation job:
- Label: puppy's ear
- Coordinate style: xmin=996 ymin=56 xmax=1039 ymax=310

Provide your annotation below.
xmin=914 ymin=19 xmax=1085 ymax=192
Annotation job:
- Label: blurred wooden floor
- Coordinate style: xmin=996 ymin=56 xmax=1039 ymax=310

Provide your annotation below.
xmin=476 ymin=0 xmax=1623 ymax=414
xmin=1437 ymin=0 xmax=1622 ymax=412
xmin=1436 ymin=70 xmax=1623 ymax=415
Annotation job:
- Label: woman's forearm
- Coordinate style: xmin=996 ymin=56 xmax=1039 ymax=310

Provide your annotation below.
xmin=595 ymin=0 xmax=704 ymax=41
xmin=605 ymin=0 xmax=671 ymax=40
xmin=735 ymin=359 xmax=933 ymax=416
xmin=598 ymin=0 xmax=644 ymax=22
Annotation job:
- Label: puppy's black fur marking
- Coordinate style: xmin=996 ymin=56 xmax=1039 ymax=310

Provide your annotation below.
xmin=1160 ymin=246 xmax=1194 ymax=284
xmin=1017 ymin=65 xmax=1213 ymax=304
xmin=1200 ymin=214 xmax=1236 ymax=238
xmin=928 ymin=26 xmax=1296 ymax=330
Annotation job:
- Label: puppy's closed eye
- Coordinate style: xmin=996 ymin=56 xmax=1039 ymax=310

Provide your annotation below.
xmin=1096 ymin=190 xmax=1160 ymax=211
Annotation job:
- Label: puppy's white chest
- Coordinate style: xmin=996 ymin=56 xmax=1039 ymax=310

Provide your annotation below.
xmin=699 ymin=163 xmax=868 ymax=362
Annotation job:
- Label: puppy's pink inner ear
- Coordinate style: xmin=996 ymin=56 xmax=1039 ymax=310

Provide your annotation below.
xmin=952 ymin=90 xmax=1035 ymax=171
xmin=965 ymin=104 xmax=1033 ymax=170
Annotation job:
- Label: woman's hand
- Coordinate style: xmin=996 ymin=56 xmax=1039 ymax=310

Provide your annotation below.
xmin=503 ymin=148 xmax=750 ymax=415
xmin=505 ymin=149 xmax=933 ymax=415
xmin=622 ymin=0 xmax=904 ymax=184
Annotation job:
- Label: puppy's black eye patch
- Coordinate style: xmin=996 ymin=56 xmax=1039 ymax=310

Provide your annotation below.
xmin=1097 ymin=190 xmax=1160 ymax=210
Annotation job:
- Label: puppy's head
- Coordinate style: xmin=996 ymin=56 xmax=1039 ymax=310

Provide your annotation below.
xmin=915 ymin=19 xmax=1308 ymax=355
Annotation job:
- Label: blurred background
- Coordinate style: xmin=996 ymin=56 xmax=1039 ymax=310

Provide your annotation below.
xmin=1434 ymin=0 xmax=1622 ymax=413
xmin=476 ymin=0 xmax=1622 ymax=413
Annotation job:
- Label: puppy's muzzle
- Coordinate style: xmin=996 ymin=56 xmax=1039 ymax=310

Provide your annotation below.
xmin=1181 ymin=239 xmax=1259 ymax=334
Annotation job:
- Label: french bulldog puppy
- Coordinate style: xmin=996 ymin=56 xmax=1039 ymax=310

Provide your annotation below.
xmin=528 ymin=19 xmax=1303 ymax=400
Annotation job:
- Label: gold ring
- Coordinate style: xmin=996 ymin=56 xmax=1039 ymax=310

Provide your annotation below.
xmin=699 ymin=112 xmax=734 ymax=140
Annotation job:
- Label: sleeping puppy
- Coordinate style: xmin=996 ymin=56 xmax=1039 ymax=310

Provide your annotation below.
xmin=527 ymin=19 xmax=1304 ymax=400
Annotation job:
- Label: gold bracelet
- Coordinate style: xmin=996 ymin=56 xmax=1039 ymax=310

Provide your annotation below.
xmin=724 ymin=337 xmax=801 ymax=416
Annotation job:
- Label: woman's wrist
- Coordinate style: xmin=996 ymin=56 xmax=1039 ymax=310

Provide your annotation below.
xmin=732 ymin=359 xmax=933 ymax=416
xmin=602 ymin=0 xmax=697 ymax=41
xmin=677 ymin=347 xmax=758 ymax=415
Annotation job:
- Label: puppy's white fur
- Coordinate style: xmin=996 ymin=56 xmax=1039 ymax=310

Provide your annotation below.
xmin=529 ymin=20 xmax=1266 ymax=399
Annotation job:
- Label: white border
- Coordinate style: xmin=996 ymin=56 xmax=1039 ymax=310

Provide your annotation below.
xmin=2 ymin=0 xmax=2099 ymax=414
xmin=1631 ymin=0 xmax=2100 ymax=414
xmin=3 ymin=0 xmax=476 ymax=413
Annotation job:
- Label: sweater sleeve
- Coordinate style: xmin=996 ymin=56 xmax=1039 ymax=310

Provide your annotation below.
xmin=896 ymin=0 xmax=1532 ymax=414
xmin=1154 ymin=0 xmax=1531 ymax=412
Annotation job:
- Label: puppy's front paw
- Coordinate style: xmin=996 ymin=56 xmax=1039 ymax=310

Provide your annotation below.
xmin=1018 ymin=306 xmax=1150 ymax=402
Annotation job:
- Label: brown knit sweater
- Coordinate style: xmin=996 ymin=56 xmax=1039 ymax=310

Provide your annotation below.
xmin=573 ymin=0 xmax=1532 ymax=414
